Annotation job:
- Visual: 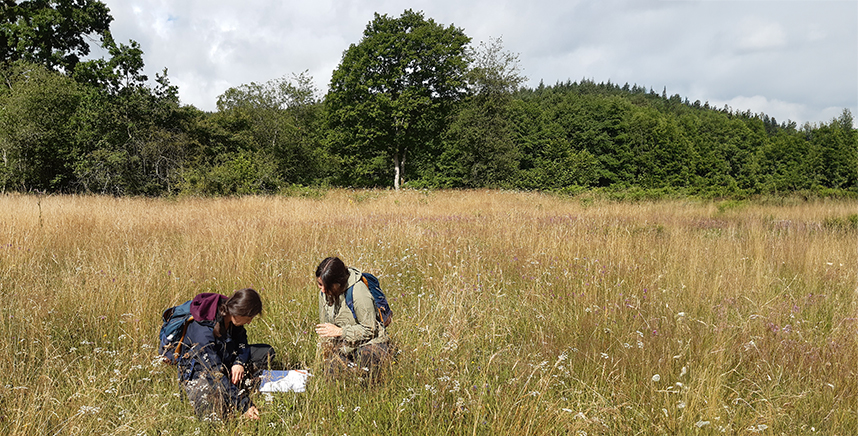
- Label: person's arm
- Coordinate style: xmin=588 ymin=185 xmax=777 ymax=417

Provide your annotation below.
xmin=184 ymin=322 xmax=224 ymax=373
xmin=338 ymin=283 xmax=377 ymax=343
xmin=229 ymin=326 xmax=251 ymax=385
xmin=186 ymin=323 xmax=254 ymax=410
xmin=244 ymin=405 xmax=259 ymax=420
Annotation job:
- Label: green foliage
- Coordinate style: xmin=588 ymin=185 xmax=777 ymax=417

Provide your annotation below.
xmin=72 ymin=70 xmax=191 ymax=195
xmin=216 ymin=71 xmax=326 ymax=186
xmin=278 ymin=184 xmax=327 ymax=199
xmin=0 ymin=61 xmax=82 ymax=191
xmin=72 ymin=37 xmax=149 ymax=92
xmin=0 ymin=0 xmax=193 ymax=196
xmin=177 ymin=150 xmax=281 ymax=196
xmin=812 ymin=110 xmax=858 ymax=190
xmin=0 ymin=0 xmax=113 ymax=73
xmin=822 ymin=214 xmax=858 ymax=232
xmin=326 ymin=9 xmax=470 ymax=189
xmin=0 ymin=6 xmax=855 ymax=198
xmin=435 ymin=37 xmax=525 ymax=188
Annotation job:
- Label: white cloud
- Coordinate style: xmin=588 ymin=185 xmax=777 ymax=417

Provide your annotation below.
xmin=718 ymin=95 xmax=804 ymax=121
xmin=736 ymin=19 xmax=787 ymax=52
xmin=98 ymin=0 xmax=855 ymax=126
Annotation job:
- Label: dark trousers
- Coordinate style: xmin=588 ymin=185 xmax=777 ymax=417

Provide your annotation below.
xmin=184 ymin=343 xmax=275 ymax=421
xmin=246 ymin=343 xmax=277 ymax=375
xmin=323 ymin=342 xmax=391 ymax=380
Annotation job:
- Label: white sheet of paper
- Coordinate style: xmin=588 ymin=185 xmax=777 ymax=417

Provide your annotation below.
xmin=259 ymin=370 xmax=312 ymax=393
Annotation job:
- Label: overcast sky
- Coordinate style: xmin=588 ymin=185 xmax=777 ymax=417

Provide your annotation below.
xmin=101 ymin=0 xmax=856 ymax=127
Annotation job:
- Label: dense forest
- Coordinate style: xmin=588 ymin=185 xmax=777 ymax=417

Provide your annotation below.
xmin=1 ymin=2 xmax=855 ymax=198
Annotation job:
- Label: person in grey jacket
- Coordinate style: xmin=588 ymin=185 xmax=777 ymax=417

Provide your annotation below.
xmin=314 ymin=256 xmax=391 ymax=378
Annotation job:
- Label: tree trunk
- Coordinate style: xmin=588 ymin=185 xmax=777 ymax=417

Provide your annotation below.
xmin=393 ymin=151 xmax=401 ymax=190
xmin=392 ymin=149 xmax=407 ymax=190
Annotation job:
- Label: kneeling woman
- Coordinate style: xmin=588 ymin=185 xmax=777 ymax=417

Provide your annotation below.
xmin=315 ymin=257 xmax=391 ymax=378
xmin=178 ymin=288 xmax=275 ymax=421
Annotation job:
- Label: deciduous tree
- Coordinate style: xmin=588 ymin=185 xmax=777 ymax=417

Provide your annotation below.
xmin=217 ymin=71 xmax=323 ymax=185
xmin=326 ymin=9 xmax=470 ymax=189
xmin=0 ymin=0 xmax=112 ymax=74
xmin=439 ymin=37 xmax=526 ymax=188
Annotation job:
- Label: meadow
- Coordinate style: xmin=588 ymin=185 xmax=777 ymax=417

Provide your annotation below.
xmin=0 ymin=190 xmax=855 ymax=435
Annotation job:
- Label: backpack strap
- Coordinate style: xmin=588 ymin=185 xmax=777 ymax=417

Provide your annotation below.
xmin=344 ymin=286 xmax=358 ymax=322
xmin=361 ymin=275 xmax=385 ymax=322
xmin=171 ymin=316 xmax=194 ymax=361
xmin=344 ymin=275 xmax=376 ymax=323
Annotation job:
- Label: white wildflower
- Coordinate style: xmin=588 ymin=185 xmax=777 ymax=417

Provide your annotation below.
xmin=652 ymin=374 xmax=661 ymax=382
xmin=450 ymin=380 xmax=460 ymax=392
xmin=78 ymin=405 xmax=101 ymax=415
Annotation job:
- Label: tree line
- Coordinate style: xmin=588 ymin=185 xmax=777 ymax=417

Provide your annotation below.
xmin=1 ymin=2 xmax=855 ymax=197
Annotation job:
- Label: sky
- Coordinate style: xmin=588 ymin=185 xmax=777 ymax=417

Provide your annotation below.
xmin=101 ymin=0 xmax=857 ymax=127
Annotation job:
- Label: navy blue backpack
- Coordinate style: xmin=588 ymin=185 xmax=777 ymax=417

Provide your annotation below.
xmin=345 ymin=272 xmax=393 ymax=327
xmin=158 ymin=300 xmax=194 ymax=363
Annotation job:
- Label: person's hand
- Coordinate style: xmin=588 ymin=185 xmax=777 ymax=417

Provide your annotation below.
xmin=230 ymin=364 xmax=245 ymax=385
xmin=243 ymin=405 xmax=259 ymax=420
xmin=315 ymin=323 xmax=343 ymax=338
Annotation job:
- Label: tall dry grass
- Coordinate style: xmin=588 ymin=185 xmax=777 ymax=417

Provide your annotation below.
xmin=0 ymin=191 xmax=855 ymax=435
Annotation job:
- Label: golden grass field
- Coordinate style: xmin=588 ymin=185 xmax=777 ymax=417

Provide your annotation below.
xmin=0 ymin=190 xmax=855 ymax=435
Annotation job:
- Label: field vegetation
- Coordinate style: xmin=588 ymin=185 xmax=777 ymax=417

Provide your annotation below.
xmin=0 ymin=190 xmax=855 ymax=435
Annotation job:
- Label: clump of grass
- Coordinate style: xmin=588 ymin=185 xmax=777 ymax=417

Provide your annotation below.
xmin=822 ymin=214 xmax=858 ymax=232
xmin=0 ymin=191 xmax=855 ymax=435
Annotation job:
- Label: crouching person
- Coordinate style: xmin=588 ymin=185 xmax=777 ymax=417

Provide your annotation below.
xmin=314 ymin=257 xmax=392 ymax=380
xmin=178 ymin=288 xmax=275 ymax=421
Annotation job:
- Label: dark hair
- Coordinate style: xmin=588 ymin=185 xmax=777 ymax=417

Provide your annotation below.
xmin=215 ymin=288 xmax=262 ymax=337
xmin=316 ymin=257 xmax=349 ymax=307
